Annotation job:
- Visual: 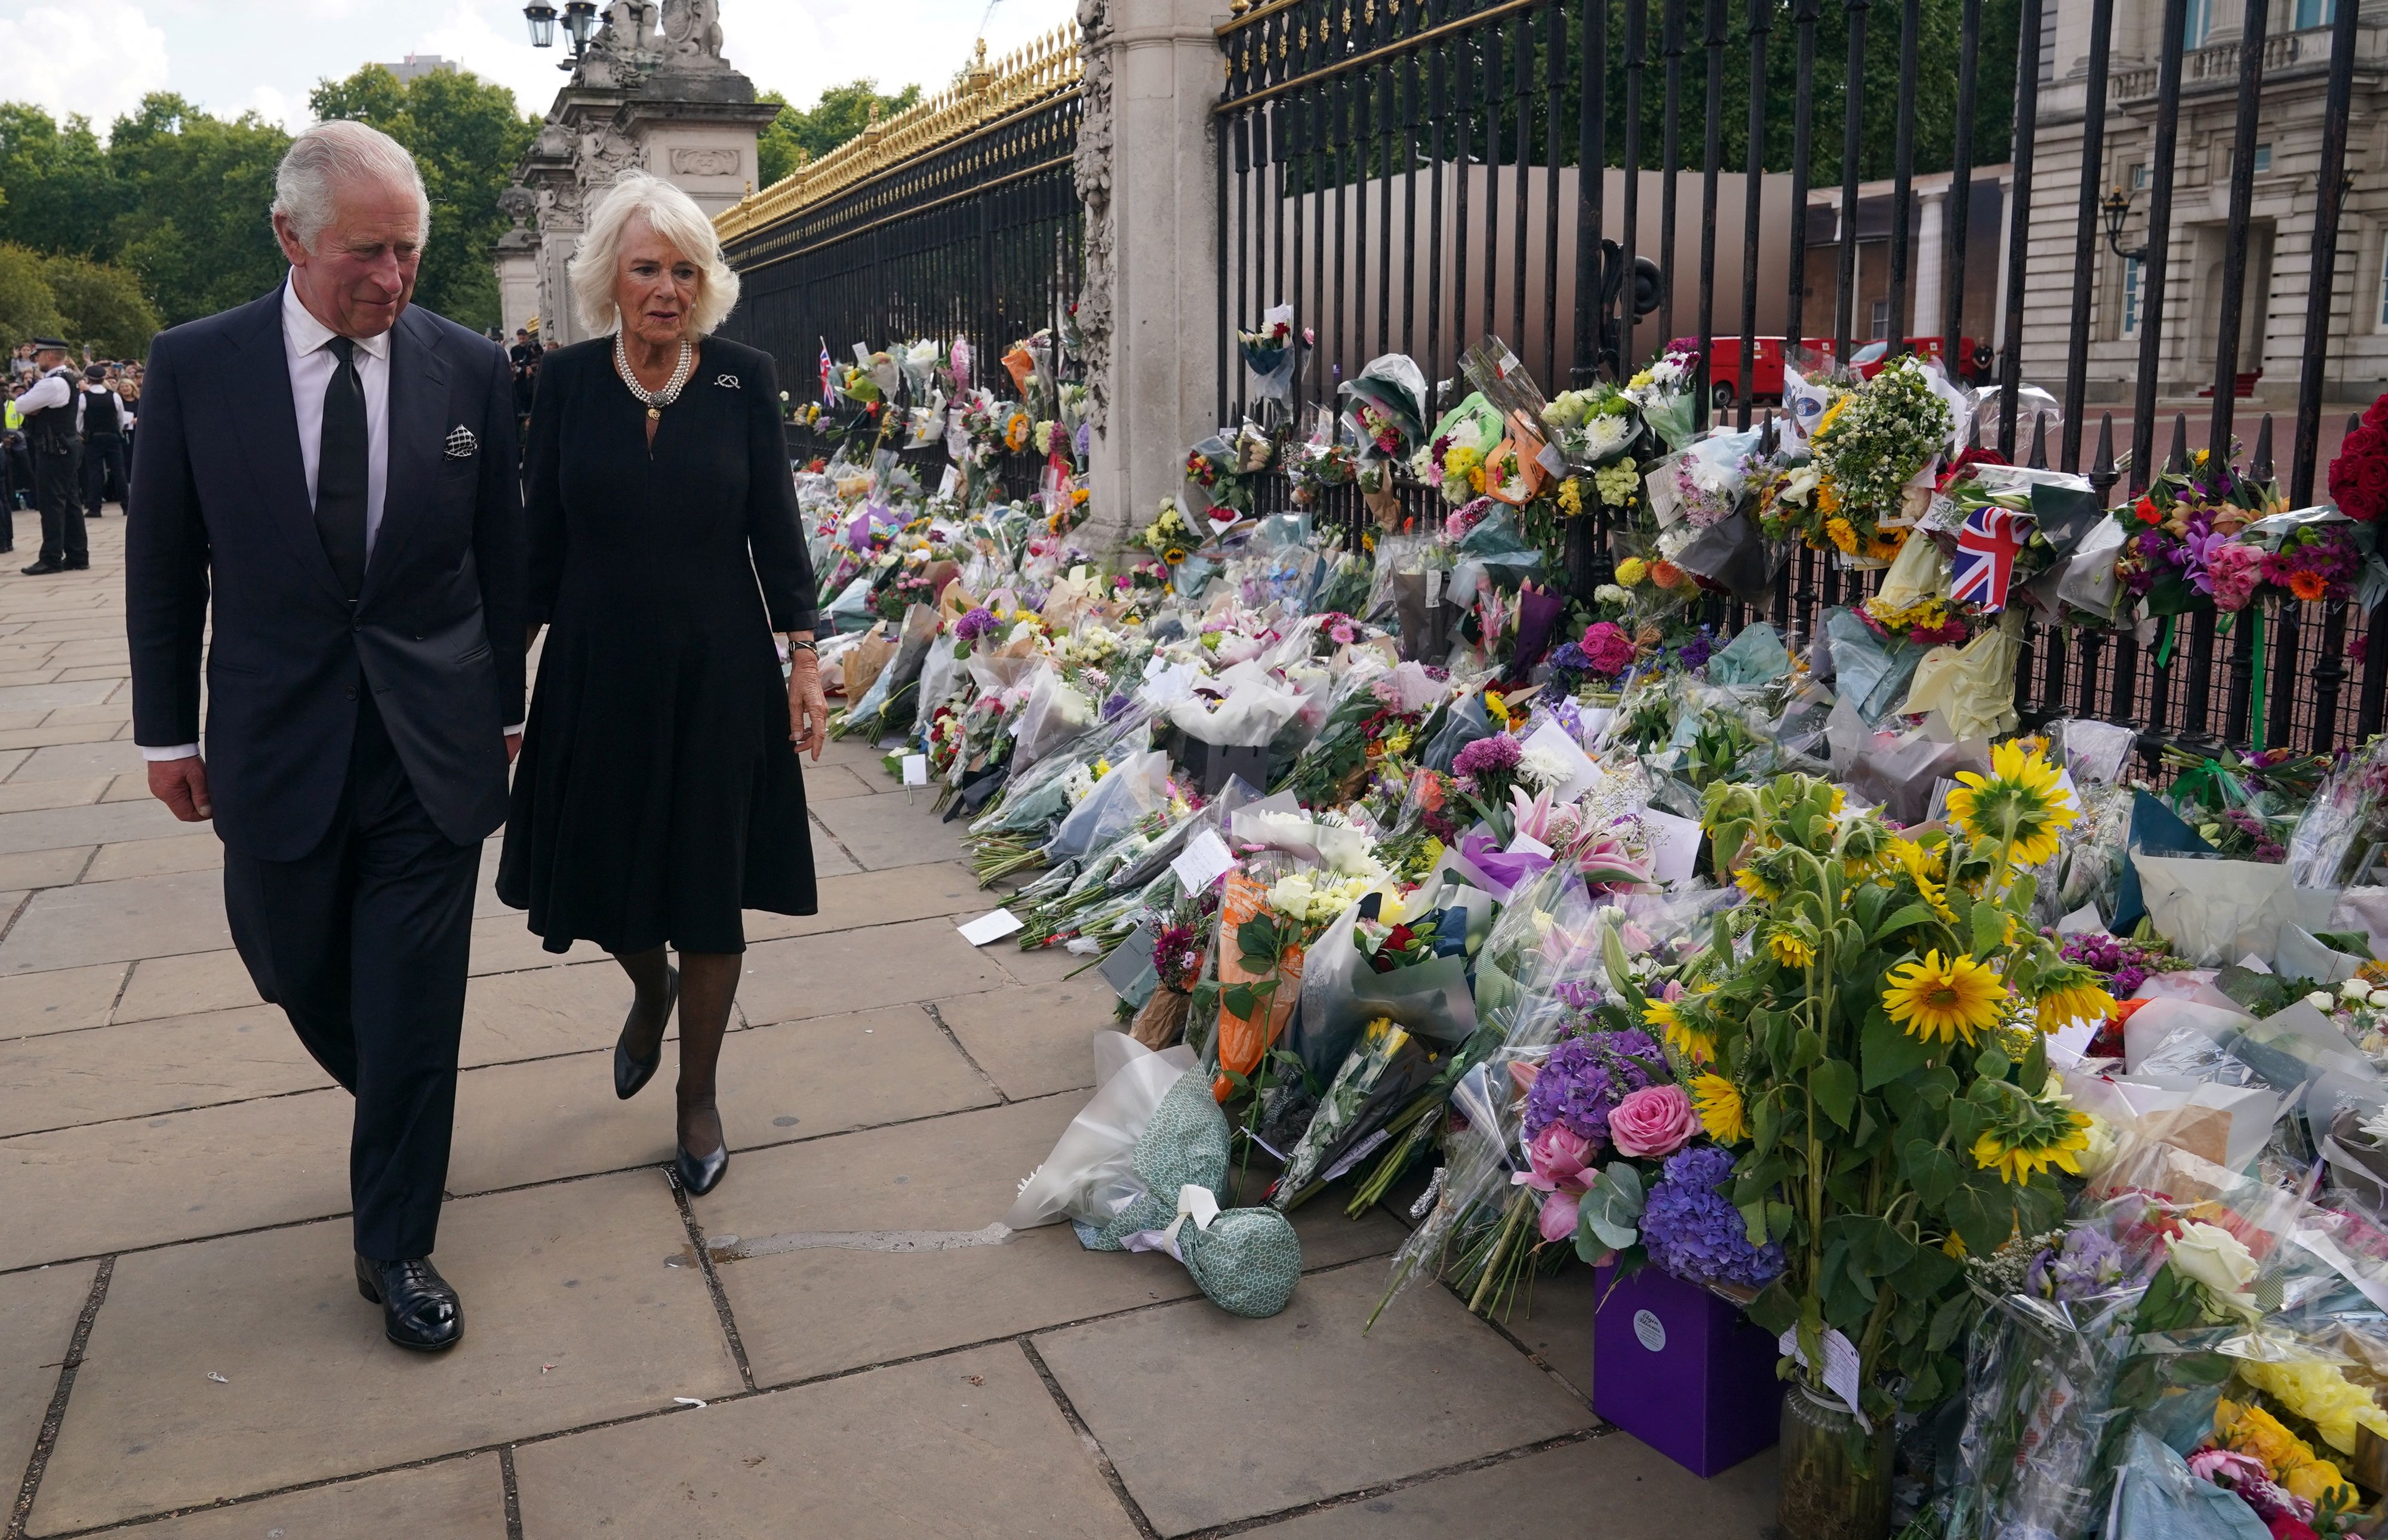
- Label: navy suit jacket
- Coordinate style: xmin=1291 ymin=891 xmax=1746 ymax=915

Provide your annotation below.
xmin=125 ymin=287 xmax=527 ymax=861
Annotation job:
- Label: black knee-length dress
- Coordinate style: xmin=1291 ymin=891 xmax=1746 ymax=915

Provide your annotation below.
xmin=496 ymin=335 xmax=818 ymax=955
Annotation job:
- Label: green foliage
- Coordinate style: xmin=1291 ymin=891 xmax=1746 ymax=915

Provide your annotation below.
xmin=0 ymin=244 xmax=63 ymax=350
xmin=105 ymin=95 xmax=294 ymax=329
xmin=42 ymin=253 xmax=159 ymax=360
xmin=755 ymin=80 xmax=927 ymax=189
xmin=309 ymin=63 xmax=538 ymax=332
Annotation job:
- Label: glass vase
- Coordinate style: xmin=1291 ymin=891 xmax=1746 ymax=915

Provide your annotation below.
xmin=1777 ymin=1382 xmax=1893 ymax=1540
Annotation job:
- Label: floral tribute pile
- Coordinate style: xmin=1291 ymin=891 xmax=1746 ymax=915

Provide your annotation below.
xmin=787 ymin=320 xmax=2388 ymax=1539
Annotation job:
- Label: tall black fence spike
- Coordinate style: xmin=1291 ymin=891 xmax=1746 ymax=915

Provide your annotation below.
xmin=2028 ymin=412 xmax=2048 ymax=471
xmin=2168 ymin=414 xmax=2189 ymax=475
xmin=2250 ymin=415 xmax=2275 ymax=483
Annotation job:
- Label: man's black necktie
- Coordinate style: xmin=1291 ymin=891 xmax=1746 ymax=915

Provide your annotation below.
xmin=317 ymin=335 xmax=368 ymax=598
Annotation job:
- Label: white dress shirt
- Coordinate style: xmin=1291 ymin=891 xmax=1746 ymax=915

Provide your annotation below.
xmin=15 ymin=369 xmax=73 ymax=419
xmin=144 ymin=279 xmax=518 ymax=763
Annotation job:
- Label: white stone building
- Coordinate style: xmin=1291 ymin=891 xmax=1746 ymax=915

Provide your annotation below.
xmin=2017 ymin=0 xmax=2388 ymax=409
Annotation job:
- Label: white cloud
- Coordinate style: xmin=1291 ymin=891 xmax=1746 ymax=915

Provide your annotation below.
xmin=242 ymin=84 xmax=313 ymax=135
xmin=721 ymin=0 xmax=1077 ymax=108
xmin=0 ymin=0 xmax=171 ymax=132
xmin=418 ymin=2 xmax=580 ymax=121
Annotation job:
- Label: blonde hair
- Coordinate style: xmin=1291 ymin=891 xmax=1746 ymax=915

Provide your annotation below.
xmin=568 ymin=170 xmax=740 ymax=337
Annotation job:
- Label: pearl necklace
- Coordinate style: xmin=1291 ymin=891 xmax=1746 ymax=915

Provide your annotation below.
xmin=614 ymin=333 xmax=693 ymax=421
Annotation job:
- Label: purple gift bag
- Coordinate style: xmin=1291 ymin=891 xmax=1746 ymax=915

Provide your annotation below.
xmin=1592 ymin=1262 xmax=1783 ymax=1478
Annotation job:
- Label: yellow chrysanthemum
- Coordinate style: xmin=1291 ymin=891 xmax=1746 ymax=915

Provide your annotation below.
xmin=2284 ymin=1460 xmax=2356 ymax=1510
xmin=2031 ymin=972 xmax=2119 ymax=1034
xmin=1765 ymin=928 xmax=1816 ymax=969
xmin=2235 ymin=1357 xmax=2388 ymax=1456
xmin=1945 ymin=741 xmax=2079 ymax=868
xmin=1643 ymin=999 xmax=1715 ymax=1064
xmin=1689 ymin=1073 xmax=1747 ymax=1142
xmin=2220 ymin=1401 xmax=2321 ymax=1474
xmin=1883 ymin=950 xmax=2006 ymax=1045
xmin=1615 ymin=556 xmax=1650 ymax=586
xmin=1970 ymin=1107 xmax=2091 ymax=1184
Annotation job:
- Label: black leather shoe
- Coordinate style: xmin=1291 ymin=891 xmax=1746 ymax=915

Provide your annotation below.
xmin=20 ymin=560 xmax=62 ymax=576
xmin=61 ymin=559 xmax=88 ymax=570
xmin=674 ymin=1138 xmax=729 ymax=1197
xmin=613 ymin=965 xmax=678 ymax=1101
xmin=355 ymin=1255 xmax=464 ymax=1351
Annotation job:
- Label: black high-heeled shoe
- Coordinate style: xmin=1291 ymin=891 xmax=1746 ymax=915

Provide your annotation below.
xmin=613 ymin=965 xmax=679 ymax=1101
xmin=674 ymin=1104 xmax=729 ymax=1196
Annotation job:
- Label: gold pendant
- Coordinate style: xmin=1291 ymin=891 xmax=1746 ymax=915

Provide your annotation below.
xmin=647 ymin=406 xmax=661 ymax=421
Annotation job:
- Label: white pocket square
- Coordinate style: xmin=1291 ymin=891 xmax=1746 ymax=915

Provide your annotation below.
xmin=444 ymin=426 xmax=478 ymax=458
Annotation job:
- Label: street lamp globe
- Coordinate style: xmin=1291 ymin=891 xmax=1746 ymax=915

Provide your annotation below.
xmin=522 ymin=1 xmax=558 ymax=47
xmin=563 ymin=1 xmax=601 ymax=47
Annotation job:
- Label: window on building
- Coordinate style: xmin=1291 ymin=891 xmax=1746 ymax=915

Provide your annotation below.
xmin=2295 ymin=0 xmax=2334 ymax=29
xmin=2254 ymin=143 xmax=2273 ymax=173
xmin=2184 ymin=0 xmax=2210 ymax=45
xmin=2122 ymin=255 xmax=2144 ymax=338
xmin=2127 ymin=161 xmax=2149 ymax=191
xmin=1870 ymin=299 xmax=1891 ymax=340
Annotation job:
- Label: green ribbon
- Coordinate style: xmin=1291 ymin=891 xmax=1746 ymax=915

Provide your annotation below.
xmin=2249 ymin=612 xmax=2268 ymax=750
xmin=2156 ymin=615 xmax=2177 ymax=669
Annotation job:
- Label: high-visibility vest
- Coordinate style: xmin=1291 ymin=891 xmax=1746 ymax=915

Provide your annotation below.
xmin=2 ymin=401 xmax=19 ymax=430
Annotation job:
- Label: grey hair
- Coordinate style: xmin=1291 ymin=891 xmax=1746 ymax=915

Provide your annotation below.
xmin=568 ymin=170 xmax=740 ymax=338
xmin=272 ymin=121 xmax=430 ymax=252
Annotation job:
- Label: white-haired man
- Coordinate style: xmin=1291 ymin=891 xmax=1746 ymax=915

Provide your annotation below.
xmin=125 ymin=119 xmax=525 ymax=1352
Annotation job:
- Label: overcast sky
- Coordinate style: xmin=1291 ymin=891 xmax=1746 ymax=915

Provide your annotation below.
xmin=0 ymin=0 xmax=1081 ymax=138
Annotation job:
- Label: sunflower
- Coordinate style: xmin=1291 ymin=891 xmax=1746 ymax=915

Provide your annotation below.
xmin=1643 ymin=999 xmax=1715 ymax=1064
xmin=1765 ymin=928 xmax=1816 ymax=969
xmin=1888 ymin=837 xmax=1957 ymax=921
xmin=1864 ymin=528 xmax=1907 ymax=562
xmin=1689 ymin=1073 xmax=1747 ymax=1142
xmin=1882 ymin=950 xmax=2007 ymax=1045
xmin=1731 ymin=861 xmax=1782 ymax=903
xmin=1824 ymin=517 xmax=1859 ymax=555
xmin=2030 ymin=965 xmax=2118 ymax=1033
xmin=1944 ymin=741 xmax=2078 ymax=868
xmin=1971 ymin=1106 xmax=2092 ymax=1184
xmin=1162 ymin=546 xmax=1187 ymax=565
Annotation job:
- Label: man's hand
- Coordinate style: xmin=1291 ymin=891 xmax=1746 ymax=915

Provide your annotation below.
xmin=505 ymin=731 xmax=522 ymax=765
xmin=147 ymin=757 xmax=213 ymax=822
xmin=787 ymin=655 xmax=829 ymax=763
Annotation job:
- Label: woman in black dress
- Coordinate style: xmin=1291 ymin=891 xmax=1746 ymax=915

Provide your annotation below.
xmin=497 ymin=171 xmax=827 ymax=1196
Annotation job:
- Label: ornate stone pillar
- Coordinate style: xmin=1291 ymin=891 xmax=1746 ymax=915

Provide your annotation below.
xmin=500 ymin=0 xmax=778 ymax=344
xmin=1076 ymin=0 xmax=1223 ymax=549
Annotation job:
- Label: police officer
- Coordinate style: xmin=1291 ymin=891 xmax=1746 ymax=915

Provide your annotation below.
xmin=77 ymin=364 xmax=128 ymax=519
xmin=16 ymin=337 xmax=85 ymax=575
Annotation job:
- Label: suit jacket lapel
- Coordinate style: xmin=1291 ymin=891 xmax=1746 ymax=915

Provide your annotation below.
xmin=367 ymin=308 xmax=450 ymax=600
xmin=228 ymin=285 xmax=349 ymax=605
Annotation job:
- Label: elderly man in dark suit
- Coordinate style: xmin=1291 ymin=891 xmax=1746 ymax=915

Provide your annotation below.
xmin=125 ymin=119 xmax=525 ymax=1353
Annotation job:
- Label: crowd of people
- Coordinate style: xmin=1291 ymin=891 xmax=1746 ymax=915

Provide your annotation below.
xmin=2 ymin=340 xmax=140 ymax=572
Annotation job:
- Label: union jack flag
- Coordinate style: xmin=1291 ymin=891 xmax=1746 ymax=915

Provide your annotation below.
xmin=818 ymin=341 xmax=835 ymax=406
xmin=1950 ymin=503 xmax=2035 ymax=612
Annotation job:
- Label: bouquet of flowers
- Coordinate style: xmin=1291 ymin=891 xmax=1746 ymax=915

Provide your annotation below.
xmin=1541 ymin=383 xmax=1644 ymax=472
xmin=2328 ymin=392 xmax=2388 ymax=523
xmin=1238 ymin=304 xmax=1311 ymax=414
xmin=1185 ymin=435 xmax=1254 ymax=518
xmin=1415 ymin=393 xmax=1508 ymax=508
xmin=1626 ymin=345 xmax=1701 ymax=454
xmin=1810 ymin=355 xmax=1955 ymax=561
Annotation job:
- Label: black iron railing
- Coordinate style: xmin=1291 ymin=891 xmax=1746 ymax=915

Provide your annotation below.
xmin=1213 ymin=0 xmax=2386 ymax=758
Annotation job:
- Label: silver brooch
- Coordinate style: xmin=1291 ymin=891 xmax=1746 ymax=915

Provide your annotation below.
xmin=714 ymin=374 xmax=741 ymax=390
xmin=443 ymin=425 xmax=478 ymax=458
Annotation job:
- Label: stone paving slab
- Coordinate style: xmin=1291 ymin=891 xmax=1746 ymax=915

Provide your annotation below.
xmin=0 ymin=775 xmax=107 ymax=816
xmin=1 ymin=1089 xmax=354 ymax=1271
xmin=445 ymin=1003 xmax=999 ymax=1194
xmin=808 ymin=790 xmax=983 ymax=870
xmin=0 ymin=801 xmax=191 ymax=862
xmin=30 ymin=1171 xmax=739 ymax=1535
xmin=0 ymin=870 xmax=234 ymax=975
xmin=78 ymin=1454 xmax=509 ymax=1540
xmin=1238 ymin=1436 xmax=1777 ymax=1538
xmin=933 ymin=981 xmax=1112 ymax=1099
xmin=737 ymin=860 xmax=989 ymax=944
xmin=513 ymin=1344 xmax=1140 ymax=1540
xmin=0 ymin=848 xmax=91 ymax=891
xmin=2 ymin=1261 xmax=96 ymax=1501
xmin=0 ymin=1004 xmax=315 ymax=1137
xmin=11 ymin=738 xmax=144 ymax=782
xmin=734 ymin=914 xmax=1011 ymax=1026
xmin=0 ymin=960 xmax=127 ymax=1038
xmin=83 ymin=834 xmax=225 ymax=884
xmin=114 ymin=951 xmax=263 ymax=1024
xmin=796 ymin=762 xmax=879 ymax=800
xmin=1033 ymin=1262 xmax=1597 ymax=1536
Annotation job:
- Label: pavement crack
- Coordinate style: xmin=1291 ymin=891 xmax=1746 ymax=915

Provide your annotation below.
xmin=1017 ymin=1338 xmax=1162 ymax=1540
xmin=499 ymin=1445 xmax=524 ymax=1540
xmin=7 ymin=1255 xmax=113 ymax=1540
xmin=918 ymin=1000 xmax=1007 ymax=1102
xmin=670 ymin=1174 xmax=757 ymax=1393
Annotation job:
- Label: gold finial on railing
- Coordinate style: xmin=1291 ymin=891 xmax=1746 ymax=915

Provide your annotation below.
xmin=1230 ymin=0 xmax=1251 ymax=14
xmin=966 ymin=35 xmax=993 ymax=90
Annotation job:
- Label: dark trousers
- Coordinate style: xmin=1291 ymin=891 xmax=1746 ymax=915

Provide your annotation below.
xmin=221 ymin=690 xmax=481 ymax=1261
xmin=33 ymin=442 xmax=82 ymax=566
xmin=82 ymin=432 xmax=125 ymax=516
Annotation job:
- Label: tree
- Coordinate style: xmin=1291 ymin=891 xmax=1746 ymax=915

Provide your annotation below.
xmin=0 ymin=244 xmax=63 ymax=351
xmin=755 ymin=80 xmax=926 ymax=189
xmin=44 ymin=253 xmax=161 ymax=360
xmin=0 ymin=105 xmax=124 ymax=260
xmin=309 ymin=63 xmax=539 ymax=332
xmin=106 ymin=94 xmax=292 ymax=328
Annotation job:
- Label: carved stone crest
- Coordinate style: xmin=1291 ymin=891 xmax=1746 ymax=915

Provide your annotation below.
xmin=669 ymin=146 xmax=741 ymax=176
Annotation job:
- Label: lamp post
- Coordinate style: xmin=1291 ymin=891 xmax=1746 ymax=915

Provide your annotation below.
xmin=2100 ymin=186 xmax=2146 ymax=262
xmin=522 ymin=1 xmax=603 ymax=69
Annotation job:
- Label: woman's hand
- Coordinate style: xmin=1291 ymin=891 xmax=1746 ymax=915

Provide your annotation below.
xmin=787 ymin=645 xmax=828 ymax=762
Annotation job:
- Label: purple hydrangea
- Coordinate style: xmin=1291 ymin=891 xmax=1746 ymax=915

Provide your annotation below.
xmin=1546 ymin=641 xmax=1592 ymax=679
xmin=1640 ymin=1145 xmax=1786 ymax=1290
xmin=1523 ymin=1030 xmax=1667 ymax=1147
xmin=955 ymin=607 xmax=999 ymax=643
xmin=1676 ymin=626 xmax=1716 ymax=673
xmin=1451 ymin=732 xmax=1522 ymax=780
xmin=1100 ymin=692 xmax=1134 ymax=722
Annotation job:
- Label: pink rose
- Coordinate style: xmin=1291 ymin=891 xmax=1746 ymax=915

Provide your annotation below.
xmin=1515 ymin=1123 xmax=1597 ymax=1242
xmin=1610 ymin=1085 xmax=1700 ymax=1158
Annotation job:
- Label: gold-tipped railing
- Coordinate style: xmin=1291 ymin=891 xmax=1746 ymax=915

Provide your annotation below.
xmin=713 ymin=26 xmax=1082 ymax=245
